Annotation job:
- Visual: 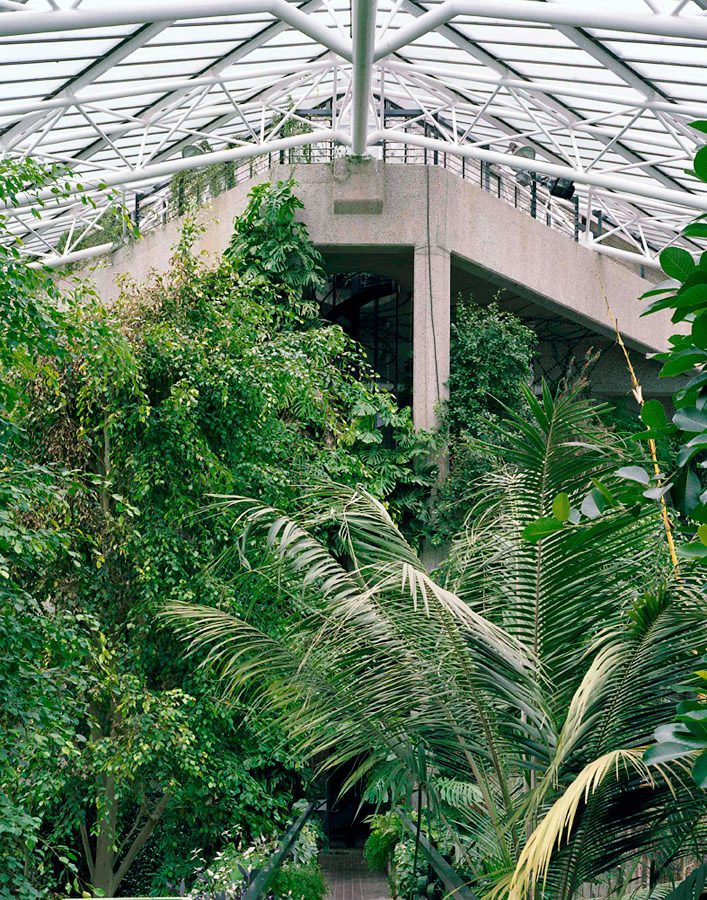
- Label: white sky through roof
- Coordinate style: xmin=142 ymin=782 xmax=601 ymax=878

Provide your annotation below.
xmin=1 ymin=0 xmax=706 ymax=266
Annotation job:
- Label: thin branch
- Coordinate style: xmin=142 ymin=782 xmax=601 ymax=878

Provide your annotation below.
xmin=113 ymin=791 xmax=171 ymax=893
xmin=79 ymin=820 xmax=94 ymax=880
xmin=597 ymin=275 xmax=681 ymax=576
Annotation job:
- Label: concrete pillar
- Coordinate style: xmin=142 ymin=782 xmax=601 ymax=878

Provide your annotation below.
xmin=413 ymin=245 xmax=451 ymax=430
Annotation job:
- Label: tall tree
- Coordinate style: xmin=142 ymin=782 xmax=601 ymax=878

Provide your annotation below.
xmin=2 ymin=176 xmax=432 ymax=896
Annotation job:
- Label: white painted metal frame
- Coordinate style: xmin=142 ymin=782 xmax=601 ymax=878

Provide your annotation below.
xmin=1 ymin=0 xmax=706 ymax=270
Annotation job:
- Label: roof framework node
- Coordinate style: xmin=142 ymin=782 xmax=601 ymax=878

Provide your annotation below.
xmin=1 ymin=0 xmax=706 ymax=269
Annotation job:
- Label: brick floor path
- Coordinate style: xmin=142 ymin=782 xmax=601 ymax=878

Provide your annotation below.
xmin=320 ymin=849 xmax=391 ymax=900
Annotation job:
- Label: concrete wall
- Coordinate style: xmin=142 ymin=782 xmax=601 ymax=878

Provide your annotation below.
xmin=77 ymin=159 xmax=672 ymax=428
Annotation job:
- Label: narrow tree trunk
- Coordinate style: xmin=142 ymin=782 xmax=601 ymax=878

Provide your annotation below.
xmin=92 ymin=773 xmax=117 ymax=896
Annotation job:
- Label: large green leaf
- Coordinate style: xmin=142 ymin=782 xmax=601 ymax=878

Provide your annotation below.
xmin=692 ymin=312 xmax=707 ymax=348
xmin=641 ymin=399 xmax=668 ymax=431
xmin=552 ymin=492 xmax=570 ymax=522
xmin=683 ymin=223 xmax=707 ymax=239
xmin=660 ymin=247 xmax=695 ymax=282
xmin=673 ymin=407 xmax=707 ymax=432
xmin=676 ymin=433 xmax=707 ymax=467
xmin=692 ymin=751 xmax=707 ymax=789
xmin=644 ymin=741 xmax=695 ymax=764
xmin=522 ymin=517 xmax=565 ymax=542
xmin=694 ymin=145 xmax=707 ymax=184
xmin=616 ymin=465 xmax=650 ymax=485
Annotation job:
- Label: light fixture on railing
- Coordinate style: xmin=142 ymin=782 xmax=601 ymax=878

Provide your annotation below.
xmin=509 ymin=144 xmax=575 ymax=200
xmin=549 ymin=177 xmax=575 ymax=200
xmin=511 ymin=144 xmax=536 ymax=186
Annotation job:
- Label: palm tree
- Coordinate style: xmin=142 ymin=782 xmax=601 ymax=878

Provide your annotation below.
xmin=164 ymin=385 xmax=707 ymax=898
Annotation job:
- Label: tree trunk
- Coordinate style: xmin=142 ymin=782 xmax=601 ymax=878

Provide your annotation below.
xmin=92 ymin=773 xmax=117 ymax=896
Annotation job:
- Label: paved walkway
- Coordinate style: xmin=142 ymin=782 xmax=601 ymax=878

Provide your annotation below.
xmin=320 ymin=850 xmax=392 ymax=900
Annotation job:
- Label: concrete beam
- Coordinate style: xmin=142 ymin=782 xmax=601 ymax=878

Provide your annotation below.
xmin=74 ymin=161 xmax=675 ymax=425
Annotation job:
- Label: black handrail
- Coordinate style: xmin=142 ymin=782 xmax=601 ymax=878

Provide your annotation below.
xmin=399 ymin=813 xmax=478 ymax=900
xmin=241 ymin=801 xmax=317 ymax=900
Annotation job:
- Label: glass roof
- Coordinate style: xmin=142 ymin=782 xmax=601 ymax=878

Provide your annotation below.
xmin=1 ymin=0 xmax=706 ymax=267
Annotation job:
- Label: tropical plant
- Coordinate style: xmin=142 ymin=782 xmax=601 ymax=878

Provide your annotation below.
xmin=364 ymin=812 xmax=401 ymax=873
xmin=1 ymin=174 xmax=432 ymax=896
xmin=224 ymin=177 xmax=325 ymax=301
xmin=609 ymin=121 xmax=707 ymax=561
xmin=165 ymin=384 xmax=707 ymax=898
xmin=578 ymin=125 xmax=707 ymax=795
xmin=430 ymin=297 xmax=536 ymax=542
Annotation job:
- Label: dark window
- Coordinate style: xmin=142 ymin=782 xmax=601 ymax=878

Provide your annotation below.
xmin=319 ymin=272 xmax=413 ymax=407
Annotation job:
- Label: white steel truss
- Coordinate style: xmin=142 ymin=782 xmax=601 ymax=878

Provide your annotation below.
xmin=0 ymin=0 xmax=705 ymax=270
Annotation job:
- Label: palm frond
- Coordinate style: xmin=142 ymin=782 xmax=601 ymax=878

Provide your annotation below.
xmin=505 ymin=749 xmax=656 ymax=900
xmin=444 ymin=384 xmax=663 ymax=716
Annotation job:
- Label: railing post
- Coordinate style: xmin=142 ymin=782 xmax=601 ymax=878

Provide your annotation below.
xmin=531 ymin=175 xmax=537 ymax=218
xmin=242 ymin=802 xmax=317 ymax=900
xmin=574 ymin=194 xmax=580 ymax=241
xmin=399 ymin=814 xmax=478 ymax=900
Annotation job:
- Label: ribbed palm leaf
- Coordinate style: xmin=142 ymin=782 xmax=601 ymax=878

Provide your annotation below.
xmin=164 ymin=386 xmax=707 ymax=897
xmin=166 ymin=487 xmax=545 ymax=869
xmin=443 ymin=383 xmax=662 ymax=715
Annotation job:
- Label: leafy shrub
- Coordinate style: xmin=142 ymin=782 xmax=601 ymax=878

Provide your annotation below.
xmin=272 ymin=861 xmax=327 ymax=900
xmin=1 ymin=175 xmax=432 ymax=896
xmin=364 ymin=812 xmax=401 ymax=873
xmin=430 ymin=297 xmax=536 ymax=541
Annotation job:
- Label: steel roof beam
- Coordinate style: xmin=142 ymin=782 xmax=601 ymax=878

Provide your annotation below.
xmin=370 ymin=129 xmax=707 ymax=212
xmin=0 ymin=0 xmax=352 ymax=58
xmin=351 ymin=0 xmax=378 ymax=155
xmin=1 ymin=128 xmax=347 ymax=212
xmin=27 ymin=241 xmax=116 ymax=270
xmin=0 ymin=66 xmax=325 ymax=123
xmin=384 ymin=62 xmax=707 ymax=121
xmin=3 ymin=0 xmax=705 ymax=43
xmin=394 ymin=0 xmax=694 ymax=210
xmin=68 ymin=0 xmax=327 ymax=167
xmin=374 ymin=0 xmax=707 ymax=59
xmin=10 ymin=62 xmax=331 ymax=243
xmin=0 ymin=22 xmax=172 ymax=149
xmin=5 ymin=125 xmax=706 ymax=214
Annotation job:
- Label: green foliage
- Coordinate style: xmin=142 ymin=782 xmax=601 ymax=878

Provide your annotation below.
xmin=183 ymin=818 xmax=325 ymax=899
xmin=56 ymin=205 xmax=134 ymax=256
xmin=645 ymin=658 xmax=707 ymax=788
xmin=170 ymin=141 xmax=242 ymax=216
xmin=634 ymin=122 xmax=707 ymax=553
xmin=0 ymin=159 xmax=75 ymax=415
xmin=224 ymin=178 xmax=326 ymax=303
xmin=1 ymin=173 xmax=431 ymax=896
xmin=364 ymin=812 xmax=401 ymax=873
xmin=165 ymin=386 xmax=706 ymax=898
xmin=430 ymin=298 xmax=536 ymax=541
xmin=272 ymin=861 xmax=327 ymax=900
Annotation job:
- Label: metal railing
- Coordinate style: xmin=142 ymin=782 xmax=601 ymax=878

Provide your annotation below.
xmin=241 ymin=801 xmax=317 ymax=900
xmin=132 ymin=138 xmax=583 ymax=252
xmin=399 ymin=813 xmax=478 ymax=900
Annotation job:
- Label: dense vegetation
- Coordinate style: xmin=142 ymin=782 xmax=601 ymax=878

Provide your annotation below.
xmin=430 ymin=298 xmax=536 ymax=542
xmin=0 ymin=173 xmax=429 ymax=897
xmin=2 ymin=126 xmax=707 ymax=900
